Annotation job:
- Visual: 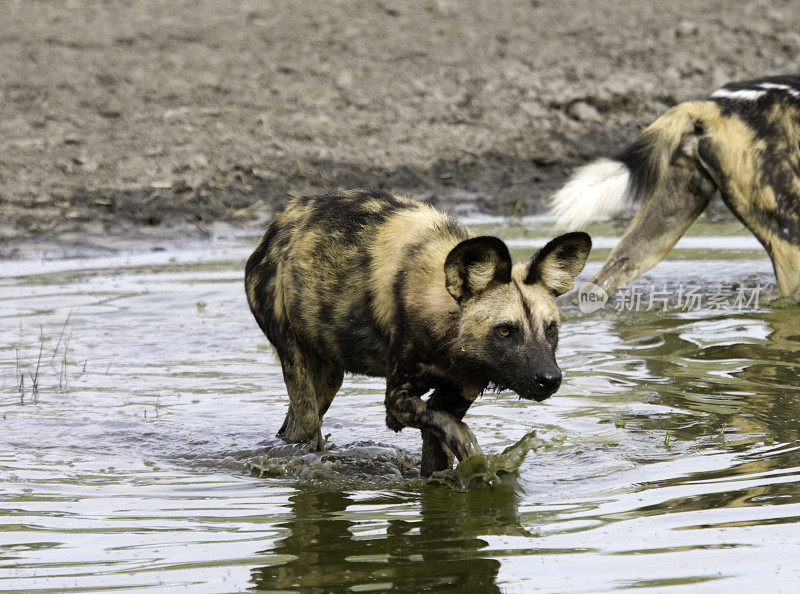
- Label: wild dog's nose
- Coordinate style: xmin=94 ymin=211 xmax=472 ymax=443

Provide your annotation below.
xmin=535 ymin=369 xmax=562 ymax=392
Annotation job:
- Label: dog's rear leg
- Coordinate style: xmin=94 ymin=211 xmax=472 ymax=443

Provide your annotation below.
xmin=277 ymin=345 xmax=342 ymax=451
xmin=277 ymin=361 xmax=343 ymax=441
xmin=768 ymin=242 xmax=800 ymax=296
xmin=590 ymin=160 xmax=716 ymax=298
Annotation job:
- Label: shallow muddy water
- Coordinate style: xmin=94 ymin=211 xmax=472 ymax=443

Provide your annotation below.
xmin=3 ymin=217 xmax=800 ymax=592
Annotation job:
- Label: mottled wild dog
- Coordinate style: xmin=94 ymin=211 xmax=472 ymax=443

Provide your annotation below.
xmin=245 ymin=190 xmax=591 ymax=476
xmin=551 ymin=75 xmax=800 ymax=298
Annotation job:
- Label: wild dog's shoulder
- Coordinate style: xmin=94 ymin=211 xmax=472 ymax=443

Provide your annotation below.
xmin=710 ymin=76 xmax=800 ymax=109
xmin=288 ymin=189 xmax=470 ymax=259
xmin=701 ymin=76 xmax=800 ymax=162
xmin=257 ymin=190 xmax=446 ymax=258
xmin=288 ymin=189 xmax=420 ymax=229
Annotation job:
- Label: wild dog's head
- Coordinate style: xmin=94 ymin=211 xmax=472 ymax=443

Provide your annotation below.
xmin=444 ymin=232 xmax=591 ymax=401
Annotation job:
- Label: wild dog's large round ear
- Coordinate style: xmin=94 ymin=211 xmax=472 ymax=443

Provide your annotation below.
xmin=525 ymin=232 xmax=592 ymax=295
xmin=445 ymin=236 xmax=512 ymax=302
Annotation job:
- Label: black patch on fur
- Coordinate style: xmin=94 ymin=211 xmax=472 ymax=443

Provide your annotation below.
xmin=555 ymin=242 xmax=580 ymax=263
xmin=317 ymin=300 xmax=335 ymax=328
xmin=616 ymin=136 xmax=661 ymax=203
xmin=512 ymin=281 xmax=532 ymax=321
xmin=698 ymin=97 xmax=800 ymax=246
xmin=525 ymin=265 xmax=541 ymax=286
xmin=333 ymin=289 xmax=390 ymax=376
xmin=245 ymin=250 xmax=294 ymax=364
xmin=389 ymin=267 xmax=411 ymax=355
xmin=303 ymin=189 xmax=401 ymax=234
xmin=426 ymin=383 xmax=473 ymax=419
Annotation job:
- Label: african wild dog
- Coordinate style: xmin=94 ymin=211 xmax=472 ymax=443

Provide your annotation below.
xmin=550 ymin=75 xmax=800 ymax=298
xmin=245 ymin=190 xmax=591 ymax=476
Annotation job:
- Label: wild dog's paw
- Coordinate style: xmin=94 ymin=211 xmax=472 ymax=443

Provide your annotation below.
xmin=385 ymin=410 xmax=404 ymax=432
xmin=443 ymin=419 xmax=482 ymax=462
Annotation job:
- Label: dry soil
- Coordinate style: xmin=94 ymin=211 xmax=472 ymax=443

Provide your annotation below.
xmin=2 ymin=0 xmax=799 ymax=256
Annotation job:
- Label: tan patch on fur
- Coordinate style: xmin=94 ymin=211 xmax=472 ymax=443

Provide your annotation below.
xmin=512 ymin=265 xmax=560 ymax=331
xmin=360 ymin=198 xmax=389 ymax=213
xmin=641 ymin=104 xmax=697 ymax=173
xmin=765 ymin=102 xmax=800 ymax=202
xmin=370 ymin=205 xmax=467 ymax=338
xmin=245 ymin=277 xmax=260 ymax=311
xmin=406 ymin=234 xmax=464 ymax=340
xmin=762 ymin=231 xmax=800 ymax=296
xmin=277 ymin=200 xmax=312 ymax=227
xmin=638 ymin=102 xmax=717 ymax=180
xmin=532 ymin=256 xmax=577 ymax=295
xmin=453 ymin=283 xmax=523 ymax=346
xmin=464 ymin=260 xmax=496 ymax=294
xmin=276 ymin=220 xmax=322 ymax=323
xmin=690 ymin=103 xmax=775 ymax=212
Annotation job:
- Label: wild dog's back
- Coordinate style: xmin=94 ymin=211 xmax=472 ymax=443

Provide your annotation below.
xmin=244 ymin=189 xmax=470 ymax=376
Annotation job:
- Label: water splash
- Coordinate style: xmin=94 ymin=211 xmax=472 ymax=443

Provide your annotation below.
xmin=431 ymin=430 xmax=545 ymax=491
xmin=247 ymin=432 xmax=547 ymax=490
xmin=246 ymin=440 xmax=420 ymax=486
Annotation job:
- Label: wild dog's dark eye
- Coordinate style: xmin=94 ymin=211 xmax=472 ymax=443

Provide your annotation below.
xmin=495 ymin=324 xmax=512 ymax=338
xmin=545 ymin=321 xmax=557 ymax=336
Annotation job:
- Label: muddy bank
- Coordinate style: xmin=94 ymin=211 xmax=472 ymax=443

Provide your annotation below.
xmin=2 ymin=0 xmax=799 ymax=255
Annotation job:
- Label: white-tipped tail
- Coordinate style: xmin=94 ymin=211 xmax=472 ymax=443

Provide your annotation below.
xmin=549 ymin=158 xmax=633 ymax=229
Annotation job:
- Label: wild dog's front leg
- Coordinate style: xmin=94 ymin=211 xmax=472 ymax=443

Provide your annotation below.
xmin=385 ymin=376 xmax=482 ymax=464
xmin=420 ymin=384 xmax=476 ymax=477
xmin=591 ymin=160 xmax=715 ymax=298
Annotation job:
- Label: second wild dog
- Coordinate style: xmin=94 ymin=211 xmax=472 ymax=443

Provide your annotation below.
xmin=550 ymin=75 xmax=800 ymax=298
xmin=245 ymin=190 xmax=591 ymax=476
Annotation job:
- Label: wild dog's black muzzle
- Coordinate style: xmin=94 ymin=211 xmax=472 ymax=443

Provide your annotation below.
xmin=535 ymin=368 xmax=561 ymax=395
xmin=515 ymin=365 xmax=562 ymax=402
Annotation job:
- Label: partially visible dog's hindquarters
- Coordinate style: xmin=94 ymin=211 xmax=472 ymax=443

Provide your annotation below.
xmin=551 ymin=76 xmax=800 ymax=297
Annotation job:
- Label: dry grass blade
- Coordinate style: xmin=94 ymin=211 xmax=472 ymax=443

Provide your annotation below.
xmin=50 ymin=309 xmax=73 ymax=366
xmin=30 ymin=324 xmax=44 ymax=401
xmin=60 ymin=316 xmax=75 ymax=392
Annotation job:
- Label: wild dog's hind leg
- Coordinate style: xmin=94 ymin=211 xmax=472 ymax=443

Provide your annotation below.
xmin=312 ymin=362 xmax=344 ymax=421
xmin=276 ymin=343 xmax=343 ymax=451
xmin=590 ymin=159 xmax=716 ymax=298
xmin=723 ymin=210 xmax=800 ymax=297
xmin=277 ymin=359 xmax=343 ymax=444
xmin=768 ymin=241 xmax=800 ymax=296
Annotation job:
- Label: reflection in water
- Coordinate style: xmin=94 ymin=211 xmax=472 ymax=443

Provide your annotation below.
xmin=606 ymin=306 xmax=800 ymax=449
xmin=250 ymin=485 xmax=524 ymax=592
xmin=583 ymin=304 xmax=800 ymax=530
xmin=5 ymin=225 xmax=800 ymax=591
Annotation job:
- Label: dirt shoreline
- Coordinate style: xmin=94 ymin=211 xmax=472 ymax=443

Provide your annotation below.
xmin=2 ymin=0 xmax=799 ymax=259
